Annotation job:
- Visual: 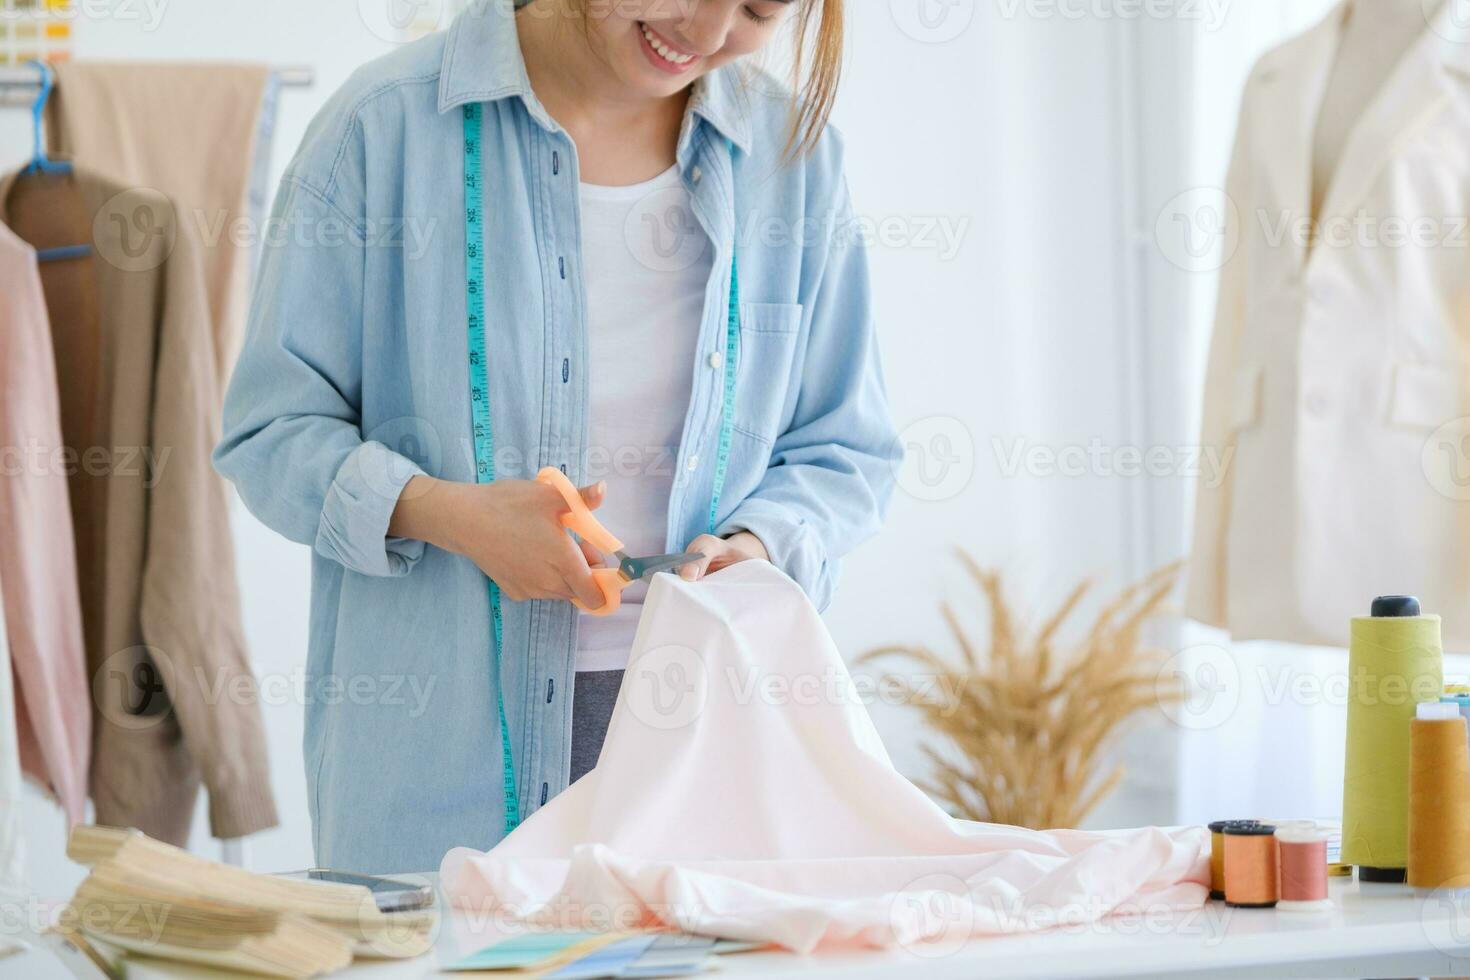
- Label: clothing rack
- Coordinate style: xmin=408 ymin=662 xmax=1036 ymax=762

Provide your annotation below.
xmin=0 ymin=64 xmax=314 ymax=106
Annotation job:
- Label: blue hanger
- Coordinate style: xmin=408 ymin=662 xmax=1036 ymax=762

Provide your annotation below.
xmin=25 ymin=60 xmax=69 ymax=176
xmin=22 ymin=60 xmax=92 ymax=262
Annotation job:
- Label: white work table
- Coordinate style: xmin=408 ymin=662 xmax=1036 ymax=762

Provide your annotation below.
xmin=10 ymin=877 xmax=1470 ymax=979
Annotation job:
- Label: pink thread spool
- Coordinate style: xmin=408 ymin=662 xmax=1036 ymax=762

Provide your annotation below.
xmin=1276 ymin=821 xmax=1332 ymax=913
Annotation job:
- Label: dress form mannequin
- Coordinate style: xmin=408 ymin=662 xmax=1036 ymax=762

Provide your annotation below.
xmin=1312 ymin=0 xmax=1442 ymax=218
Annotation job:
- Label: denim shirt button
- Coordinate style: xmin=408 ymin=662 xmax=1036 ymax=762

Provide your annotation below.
xmin=709 ymin=351 xmax=723 ymax=370
xmin=691 ymin=165 xmax=703 ymax=184
xmin=687 ymin=455 xmax=700 ymax=472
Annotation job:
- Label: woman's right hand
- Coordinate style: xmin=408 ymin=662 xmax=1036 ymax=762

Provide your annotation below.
xmin=389 ymin=475 xmax=609 ymax=608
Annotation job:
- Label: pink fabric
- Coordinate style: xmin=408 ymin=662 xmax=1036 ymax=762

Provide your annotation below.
xmin=442 ymin=562 xmax=1208 ymax=953
xmin=0 ymin=222 xmax=91 ymax=824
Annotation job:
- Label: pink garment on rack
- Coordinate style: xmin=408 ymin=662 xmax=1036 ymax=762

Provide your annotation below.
xmin=0 ymin=222 xmax=90 ymax=825
xmin=442 ymin=562 xmax=1209 ymax=953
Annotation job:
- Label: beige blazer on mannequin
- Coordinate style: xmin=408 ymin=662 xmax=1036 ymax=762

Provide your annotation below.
xmin=1188 ymin=2 xmax=1470 ymax=650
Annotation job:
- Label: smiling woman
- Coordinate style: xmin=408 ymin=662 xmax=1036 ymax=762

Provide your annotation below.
xmin=521 ymin=0 xmax=843 ymax=160
xmin=213 ymin=0 xmax=899 ymax=872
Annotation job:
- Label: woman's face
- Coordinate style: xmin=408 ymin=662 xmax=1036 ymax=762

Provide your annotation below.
xmin=579 ymin=0 xmax=795 ymax=98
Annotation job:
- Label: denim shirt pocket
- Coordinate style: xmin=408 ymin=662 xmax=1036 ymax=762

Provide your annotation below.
xmin=734 ymin=302 xmax=805 ymax=443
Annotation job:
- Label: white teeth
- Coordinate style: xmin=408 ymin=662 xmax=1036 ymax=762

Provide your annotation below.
xmin=642 ymin=23 xmax=694 ymax=65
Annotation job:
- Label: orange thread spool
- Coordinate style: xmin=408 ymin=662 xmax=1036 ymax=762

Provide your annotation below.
xmin=1207 ymin=820 xmax=1255 ymax=900
xmin=1224 ymin=823 xmax=1278 ymax=908
xmin=1407 ymin=704 xmax=1470 ymax=891
xmin=1275 ymin=822 xmax=1332 ymax=912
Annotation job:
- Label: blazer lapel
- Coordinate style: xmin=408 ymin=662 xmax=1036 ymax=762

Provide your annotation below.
xmin=1314 ymin=3 xmax=1459 ymax=236
xmin=1254 ymin=4 xmax=1344 ymax=274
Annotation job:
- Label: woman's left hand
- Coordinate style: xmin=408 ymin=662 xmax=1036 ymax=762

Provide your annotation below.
xmin=679 ymin=531 xmax=770 ymax=582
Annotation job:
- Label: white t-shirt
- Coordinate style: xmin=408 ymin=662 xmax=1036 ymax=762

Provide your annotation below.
xmin=576 ymin=165 xmax=713 ymax=672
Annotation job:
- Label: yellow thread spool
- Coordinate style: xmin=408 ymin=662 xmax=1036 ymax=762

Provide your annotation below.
xmin=1342 ymin=597 xmax=1443 ymax=882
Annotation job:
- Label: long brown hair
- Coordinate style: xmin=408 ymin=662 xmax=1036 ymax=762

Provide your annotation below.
xmin=786 ymin=0 xmax=844 ymax=160
xmin=559 ymin=0 xmax=845 ymax=160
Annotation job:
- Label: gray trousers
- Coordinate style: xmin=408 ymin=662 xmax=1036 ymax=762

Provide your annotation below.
xmin=570 ymin=669 xmax=624 ymax=783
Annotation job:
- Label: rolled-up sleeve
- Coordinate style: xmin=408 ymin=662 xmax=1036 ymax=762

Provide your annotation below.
xmin=716 ymin=175 xmax=901 ymax=610
xmin=214 ymin=171 xmax=425 ymax=579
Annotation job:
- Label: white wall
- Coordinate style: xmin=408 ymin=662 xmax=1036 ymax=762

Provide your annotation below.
xmin=4 ymin=0 xmax=1281 ymax=896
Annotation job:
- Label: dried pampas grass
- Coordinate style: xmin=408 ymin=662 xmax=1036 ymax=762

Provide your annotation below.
xmin=861 ymin=555 xmax=1184 ymax=831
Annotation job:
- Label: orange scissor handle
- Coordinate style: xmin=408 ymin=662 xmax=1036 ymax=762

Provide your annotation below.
xmin=536 ymin=467 xmax=625 ymax=617
xmin=536 ymin=466 xmax=624 ymax=553
xmin=581 ymin=568 xmax=626 ymax=617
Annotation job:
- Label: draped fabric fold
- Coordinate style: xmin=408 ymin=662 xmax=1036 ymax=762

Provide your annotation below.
xmin=444 ymin=562 xmax=1208 ymax=953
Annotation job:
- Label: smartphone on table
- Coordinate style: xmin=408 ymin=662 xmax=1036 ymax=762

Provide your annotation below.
xmin=282 ymin=868 xmax=435 ymax=913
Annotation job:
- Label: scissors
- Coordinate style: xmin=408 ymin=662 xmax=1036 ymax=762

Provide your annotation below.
xmin=536 ymin=466 xmax=703 ymax=616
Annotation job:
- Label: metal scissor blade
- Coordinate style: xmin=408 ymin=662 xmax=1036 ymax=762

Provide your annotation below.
xmin=618 ymin=551 xmax=704 ymax=583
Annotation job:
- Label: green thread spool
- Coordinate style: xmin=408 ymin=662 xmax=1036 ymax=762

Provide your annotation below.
xmin=1342 ymin=596 xmax=1444 ymax=882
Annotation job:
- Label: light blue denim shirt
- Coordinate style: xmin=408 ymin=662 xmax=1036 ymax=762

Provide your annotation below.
xmin=216 ymin=0 xmax=898 ymax=873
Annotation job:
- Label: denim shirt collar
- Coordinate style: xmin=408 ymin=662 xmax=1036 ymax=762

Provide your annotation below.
xmin=438 ymin=0 xmax=751 ymax=154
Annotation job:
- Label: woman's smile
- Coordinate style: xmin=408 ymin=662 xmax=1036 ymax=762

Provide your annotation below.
xmin=637 ymin=21 xmax=701 ymax=75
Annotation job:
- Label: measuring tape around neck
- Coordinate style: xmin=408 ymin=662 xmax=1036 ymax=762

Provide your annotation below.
xmin=462 ymin=112 xmax=738 ymax=833
xmin=463 ymin=103 xmax=519 ymax=835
